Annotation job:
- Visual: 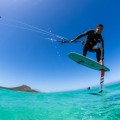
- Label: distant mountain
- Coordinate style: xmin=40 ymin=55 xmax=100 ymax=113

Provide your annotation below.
xmin=0 ymin=85 xmax=39 ymax=92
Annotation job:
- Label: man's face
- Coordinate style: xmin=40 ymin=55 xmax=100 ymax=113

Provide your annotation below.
xmin=96 ymin=26 xmax=103 ymax=34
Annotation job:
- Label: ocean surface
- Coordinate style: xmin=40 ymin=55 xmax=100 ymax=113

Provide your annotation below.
xmin=0 ymin=82 xmax=120 ymax=120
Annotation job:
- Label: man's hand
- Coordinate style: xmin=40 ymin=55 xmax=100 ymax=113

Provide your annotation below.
xmin=70 ymin=40 xmax=75 ymax=43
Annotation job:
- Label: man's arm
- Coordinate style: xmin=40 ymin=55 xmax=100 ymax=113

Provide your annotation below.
xmin=71 ymin=30 xmax=92 ymax=42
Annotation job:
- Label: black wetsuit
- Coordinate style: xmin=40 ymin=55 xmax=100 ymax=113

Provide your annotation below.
xmin=74 ymin=30 xmax=104 ymax=62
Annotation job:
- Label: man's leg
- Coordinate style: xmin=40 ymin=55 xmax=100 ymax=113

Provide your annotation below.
xmin=83 ymin=44 xmax=88 ymax=56
xmin=91 ymin=46 xmax=101 ymax=62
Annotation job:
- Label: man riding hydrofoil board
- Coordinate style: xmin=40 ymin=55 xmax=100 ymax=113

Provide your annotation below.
xmin=70 ymin=24 xmax=104 ymax=66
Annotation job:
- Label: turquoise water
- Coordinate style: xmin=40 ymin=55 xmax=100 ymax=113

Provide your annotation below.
xmin=0 ymin=83 xmax=120 ymax=120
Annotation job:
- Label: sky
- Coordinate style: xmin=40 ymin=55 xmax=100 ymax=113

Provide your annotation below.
xmin=0 ymin=0 xmax=120 ymax=92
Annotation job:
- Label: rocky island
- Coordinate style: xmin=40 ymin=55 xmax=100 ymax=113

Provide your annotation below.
xmin=0 ymin=85 xmax=39 ymax=93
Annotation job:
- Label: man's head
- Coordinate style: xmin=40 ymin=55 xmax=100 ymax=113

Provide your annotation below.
xmin=96 ymin=24 xmax=103 ymax=34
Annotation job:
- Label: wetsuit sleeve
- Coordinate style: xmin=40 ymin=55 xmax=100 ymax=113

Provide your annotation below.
xmin=73 ymin=30 xmax=92 ymax=41
xmin=100 ymin=38 xmax=104 ymax=60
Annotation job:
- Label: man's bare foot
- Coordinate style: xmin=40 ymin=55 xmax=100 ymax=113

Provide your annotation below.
xmin=99 ymin=60 xmax=104 ymax=65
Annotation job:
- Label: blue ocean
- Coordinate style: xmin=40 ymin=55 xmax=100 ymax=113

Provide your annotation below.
xmin=0 ymin=82 xmax=120 ymax=120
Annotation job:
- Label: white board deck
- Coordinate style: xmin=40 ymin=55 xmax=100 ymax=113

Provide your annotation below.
xmin=68 ymin=52 xmax=110 ymax=72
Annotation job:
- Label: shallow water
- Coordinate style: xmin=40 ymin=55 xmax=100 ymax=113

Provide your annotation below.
xmin=0 ymin=82 xmax=120 ymax=120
